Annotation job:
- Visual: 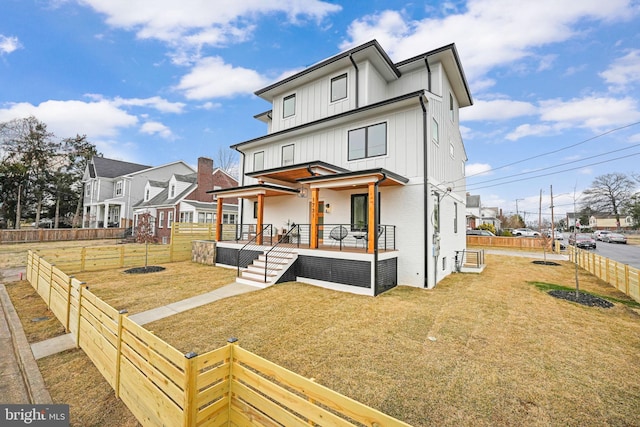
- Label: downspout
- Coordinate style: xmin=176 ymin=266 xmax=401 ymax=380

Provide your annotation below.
xmin=234 ymin=146 xmax=246 ymax=240
xmin=423 ymin=56 xmax=432 ymax=93
xmin=419 ymin=95 xmax=430 ymax=288
xmin=373 ymin=173 xmax=387 ymax=296
xmin=349 ymin=53 xmax=359 ymax=108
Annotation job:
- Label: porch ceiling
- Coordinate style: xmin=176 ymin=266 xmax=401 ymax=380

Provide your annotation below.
xmin=246 ymin=161 xmax=348 ymax=184
xmin=208 ymin=183 xmax=299 ymax=199
xmin=297 ymin=168 xmax=408 ymax=191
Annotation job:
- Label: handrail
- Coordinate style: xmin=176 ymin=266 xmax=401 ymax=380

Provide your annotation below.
xmin=236 ymin=224 xmax=272 ymax=277
xmin=263 ymin=224 xmax=300 ymax=282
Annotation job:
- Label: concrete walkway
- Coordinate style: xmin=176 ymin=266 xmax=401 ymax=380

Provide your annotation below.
xmin=30 ymin=281 xmax=260 ymax=360
xmin=485 ymin=248 xmax=569 ymax=261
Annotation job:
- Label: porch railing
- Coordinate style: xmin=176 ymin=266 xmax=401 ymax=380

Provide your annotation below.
xmin=236 ymin=224 xmax=273 ymax=277
xmin=263 ymin=224 xmax=301 ymax=281
xmin=223 ymin=223 xmax=396 ymax=252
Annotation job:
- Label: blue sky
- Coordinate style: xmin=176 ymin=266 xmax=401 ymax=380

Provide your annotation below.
xmin=1 ymin=0 xmax=640 ymax=222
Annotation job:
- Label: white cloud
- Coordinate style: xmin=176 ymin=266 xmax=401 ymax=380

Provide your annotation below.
xmin=140 ymin=121 xmax=173 ymax=139
xmin=111 ymin=96 xmax=186 ymax=113
xmin=175 ymin=56 xmax=269 ymax=99
xmin=539 ymin=96 xmax=640 ymax=130
xmin=466 ymin=163 xmax=493 ymax=176
xmin=600 ymin=49 xmax=640 ymax=88
xmin=460 ymin=99 xmax=537 ymax=121
xmin=340 ymin=0 xmax=635 ymax=85
xmin=506 ymin=123 xmax=555 ymax=141
xmin=0 ymin=35 xmax=21 ymax=54
xmin=0 ymin=100 xmax=137 ymax=138
xmin=78 ymin=0 xmax=341 ymax=62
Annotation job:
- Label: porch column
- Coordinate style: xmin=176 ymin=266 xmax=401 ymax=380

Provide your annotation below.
xmin=310 ymin=188 xmax=319 ymax=249
xmin=104 ymin=203 xmax=109 ymax=228
xmin=256 ymin=193 xmax=264 ymax=245
xmin=367 ymin=182 xmax=375 ymax=254
xmin=215 ymin=197 xmax=223 ymax=241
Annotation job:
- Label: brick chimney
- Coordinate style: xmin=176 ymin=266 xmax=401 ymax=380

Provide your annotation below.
xmin=193 ymin=157 xmax=214 ymax=201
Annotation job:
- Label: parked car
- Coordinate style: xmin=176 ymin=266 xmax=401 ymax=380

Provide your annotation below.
xmin=569 ymin=233 xmax=596 ymax=249
xmin=602 ymin=233 xmax=627 ymax=244
xmin=554 ymin=231 xmax=564 ymax=240
xmin=512 ymin=228 xmax=540 ymax=237
xmin=593 ymin=230 xmax=611 ymax=241
xmin=466 ymin=229 xmax=496 ymax=236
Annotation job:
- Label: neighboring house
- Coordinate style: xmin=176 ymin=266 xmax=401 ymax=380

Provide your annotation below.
xmin=212 ymin=40 xmax=473 ymax=295
xmin=465 ymin=194 xmax=501 ymax=230
xmin=82 ymin=156 xmax=195 ymax=229
xmin=133 ymin=157 xmax=239 ymax=243
xmin=588 ymin=213 xmax=634 ymax=231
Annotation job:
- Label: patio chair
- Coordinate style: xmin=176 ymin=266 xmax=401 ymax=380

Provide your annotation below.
xmin=363 ymin=226 xmax=385 ymax=243
xmin=329 ymin=225 xmax=348 ymax=246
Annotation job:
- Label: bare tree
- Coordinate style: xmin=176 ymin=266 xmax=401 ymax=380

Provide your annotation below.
xmin=581 ymin=173 xmax=635 ymax=230
xmin=215 ymin=147 xmax=239 ymax=177
xmin=135 ymin=212 xmax=156 ymax=269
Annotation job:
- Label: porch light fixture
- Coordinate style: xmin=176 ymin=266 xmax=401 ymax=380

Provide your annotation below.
xmin=298 ymin=188 xmax=308 ymax=198
xmin=325 ymin=204 xmax=331 ymax=213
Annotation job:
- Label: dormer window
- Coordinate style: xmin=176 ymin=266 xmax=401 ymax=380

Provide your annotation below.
xmin=283 ymin=94 xmax=295 ymax=118
xmin=169 ymin=184 xmax=175 ymax=198
xmin=145 ymin=189 xmax=150 ymax=201
xmin=331 ymin=74 xmax=347 ymax=102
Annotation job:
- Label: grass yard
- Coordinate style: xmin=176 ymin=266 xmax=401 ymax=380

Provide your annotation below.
xmin=5 ymin=249 xmax=640 ymax=426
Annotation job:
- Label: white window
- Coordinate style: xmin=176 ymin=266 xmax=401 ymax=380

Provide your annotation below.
xmin=159 ymin=212 xmax=165 ymax=228
xmin=282 ymin=144 xmax=294 ymax=166
xmin=212 ymin=185 xmax=221 ymax=200
xmin=450 ymin=93 xmax=455 ymax=122
xmin=331 ymin=74 xmax=347 ymax=102
xmin=145 ymin=189 xmax=150 ymax=201
xmin=432 ymin=118 xmax=439 ymax=145
xmin=348 ymin=122 xmax=387 ymax=161
xmin=283 ymin=94 xmax=295 ymax=118
xmin=449 ymin=142 xmax=455 ymax=159
xmin=180 ymin=212 xmax=193 ymax=222
xmin=85 ymin=183 xmax=91 ymax=197
xmin=115 ymin=180 xmax=123 ymax=196
xmin=168 ymin=212 xmax=173 ymax=228
xmin=205 ymin=213 xmax=213 ymax=223
xmin=254 ymin=151 xmax=264 ymax=171
xmin=198 ymin=212 xmax=205 ymax=223
xmin=169 ymin=184 xmax=175 ymax=198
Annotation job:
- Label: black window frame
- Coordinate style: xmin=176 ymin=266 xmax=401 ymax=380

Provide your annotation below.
xmin=350 ymin=193 xmax=381 ymax=232
xmin=347 ymin=122 xmax=387 ymax=161
xmin=283 ymin=94 xmax=296 ymax=118
xmin=330 ymin=73 xmax=348 ymax=102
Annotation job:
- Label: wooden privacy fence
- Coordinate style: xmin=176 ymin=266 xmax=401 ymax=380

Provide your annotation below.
xmin=0 ymin=227 xmax=126 ymax=243
xmin=568 ymin=246 xmax=640 ymax=303
xmin=26 ymin=250 xmax=411 ymax=427
xmin=466 ymin=235 xmax=551 ymax=250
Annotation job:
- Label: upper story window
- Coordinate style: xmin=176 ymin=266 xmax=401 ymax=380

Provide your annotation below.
xmin=282 ymin=144 xmax=294 ymax=166
xmin=254 ymin=151 xmax=264 ymax=171
xmin=115 ymin=180 xmax=123 ymax=196
xmin=85 ymin=183 xmax=91 ymax=197
xmin=159 ymin=211 xmax=164 ymax=228
xmin=450 ymin=93 xmax=455 ymax=122
xmin=449 ymin=142 xmax=455 ymax=159
xmin=432 ymin=118 xmax=439 ymax=145
xmin=145 ymin=189 xmax=150 ymax=201
xmin=169 ymin=184 xmax=175 ymax=198
xmin=331 ymin=74 xmax=347 ymax=102
xmin=348 ymin=122 xmax=387 ymax=161
xmin=283 ymin=94 xmax=296 ymax=118
xmin=168 ymin=211 xmax=174 ymax=228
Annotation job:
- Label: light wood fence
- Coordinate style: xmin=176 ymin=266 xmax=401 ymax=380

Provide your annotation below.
xmin=26 ymin=250 xmax=411 ymax=426
xmin=568 ymin=247 xmax=640 ymax=303
xmin=1 ymin=227 xmax=126 ymax=243
xmin=466 ymin=235 xmax=550 ymax=249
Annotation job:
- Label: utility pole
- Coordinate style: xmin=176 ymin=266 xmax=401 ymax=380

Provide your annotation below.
xmin=515 ymin=198 xmax=524 ymax=226
xmin=15 ymin=183 xmax=22 ymax=230
xmin=538 ymin=189 xmax=542 ymax=233
xmin=550 ymin=185 xmax=555 ymax=242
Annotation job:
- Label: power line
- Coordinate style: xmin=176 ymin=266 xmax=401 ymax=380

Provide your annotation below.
xmin=456 ymin=120 xmax=640 ymax=184
xmin=460 ymin=142 xmax=640 ymax=190
xmin=462 ymin=151 xmax=640 ymax=191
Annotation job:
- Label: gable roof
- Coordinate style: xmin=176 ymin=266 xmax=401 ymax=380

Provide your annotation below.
xmin=254 ymin=39 xmax=472 ymax=107
xmin=91 ymin=156 xmax=151 ymax=178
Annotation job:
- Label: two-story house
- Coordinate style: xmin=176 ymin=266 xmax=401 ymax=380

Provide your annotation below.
xmin=212 ymin=40 xmax=473 ymax=295
xmin=466 ymin=194 xmax=502 ymax=231
xmin=133 ymin=157 xmax=239 ymax=243
xmin=82 ymin=156 xmax=194 ymax=229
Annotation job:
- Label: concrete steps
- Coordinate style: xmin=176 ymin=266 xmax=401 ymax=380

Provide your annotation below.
xmin=237 ymin=252 xmax=297 ymax=288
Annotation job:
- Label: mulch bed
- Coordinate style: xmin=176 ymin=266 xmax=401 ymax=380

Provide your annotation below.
xmin=532 ymin=260 xmax=560 ymax=266
xmin=123 ymin=266 xmax=166 ymax=274
xmin=548 ymin=290 xmax=614 ymax=308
